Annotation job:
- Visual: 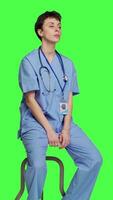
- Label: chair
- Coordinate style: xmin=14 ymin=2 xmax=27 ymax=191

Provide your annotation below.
xmin=15 ymin=156 xmax=66 ymax=200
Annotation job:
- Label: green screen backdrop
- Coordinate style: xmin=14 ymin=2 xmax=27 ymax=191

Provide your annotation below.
xmin=0 ymin=0 xmax=113 ymax=199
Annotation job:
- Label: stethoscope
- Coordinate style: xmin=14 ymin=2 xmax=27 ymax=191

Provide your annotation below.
xmin=38 ymin=45 xmax=68 ymax=95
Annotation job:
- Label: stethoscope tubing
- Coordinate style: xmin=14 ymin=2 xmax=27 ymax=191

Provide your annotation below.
xmin=38 ymin=46 xmax=68 ymax=95
xmin=39 ymin=66 xmax=51 ymax=92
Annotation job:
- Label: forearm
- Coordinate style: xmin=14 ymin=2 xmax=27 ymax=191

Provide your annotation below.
xmin=62 ymin=92 xmax=73 ymax=130
xmin=63 ymin=113 xmax=72 ymax=130
xmin=26 ymin=97 xmax=54 ymax=133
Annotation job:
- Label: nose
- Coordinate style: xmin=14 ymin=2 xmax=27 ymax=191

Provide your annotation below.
xmin=55 ymin=26 xmax=61 ymax=33
xmin=55 ymin=30 xmax=61 ymax=36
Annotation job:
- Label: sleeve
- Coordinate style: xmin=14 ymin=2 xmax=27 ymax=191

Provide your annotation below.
xmin=18 ymin=57 xmax=40 ymax=93
xmin=70 ymin=61 xmax=80 ymax=96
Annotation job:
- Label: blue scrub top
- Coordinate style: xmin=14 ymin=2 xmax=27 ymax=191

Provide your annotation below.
xmin=17 ymin=46 xmax=80 ymax=140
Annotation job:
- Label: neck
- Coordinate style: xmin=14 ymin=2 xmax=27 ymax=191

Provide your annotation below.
xmin=41 ymin=40 xmax=56 ymax=57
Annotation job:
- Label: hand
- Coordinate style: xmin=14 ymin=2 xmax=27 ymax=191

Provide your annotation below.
xmin=58 ymin=129 xmax=70 ymax=149
xmin=47 ymin=128 xmax=61 ymax=147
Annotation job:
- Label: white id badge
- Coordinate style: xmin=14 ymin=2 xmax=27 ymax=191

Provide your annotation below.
xmin=59 ymin=101 xmax=68 ymax=115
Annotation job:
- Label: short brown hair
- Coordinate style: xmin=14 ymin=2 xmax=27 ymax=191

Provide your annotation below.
xmin=34 ymin=10 xmax=62 ymax=41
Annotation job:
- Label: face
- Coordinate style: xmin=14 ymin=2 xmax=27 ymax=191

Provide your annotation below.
xmin=38 ymin=17 xmax=62 ymax=43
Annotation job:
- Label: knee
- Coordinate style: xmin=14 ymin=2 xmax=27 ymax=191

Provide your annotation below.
xmin=92 ymin=150 xmax=103 ymax=168
xmin=31 ymin=159 xmax=46 ymax=170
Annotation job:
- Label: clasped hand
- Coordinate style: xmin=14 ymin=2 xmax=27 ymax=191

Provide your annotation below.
xmin=58 ymin=129 xmax=70 ymax=148
xmin=48 ymin=128 xmax=70 ymax=149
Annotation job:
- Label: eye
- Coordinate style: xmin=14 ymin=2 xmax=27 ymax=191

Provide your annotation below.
xmin=49 ymin=25 xmax=61 ymax=29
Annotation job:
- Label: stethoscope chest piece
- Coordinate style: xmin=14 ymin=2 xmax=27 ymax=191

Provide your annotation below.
xmin=63 ymin=75 xmax=68 ymax=82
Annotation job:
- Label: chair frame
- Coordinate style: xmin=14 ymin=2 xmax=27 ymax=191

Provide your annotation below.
xmin=15 ymin=156 xmax=66 ymax=200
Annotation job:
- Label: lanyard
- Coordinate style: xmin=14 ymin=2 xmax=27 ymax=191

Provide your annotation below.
xmin=38 ymin=46 xmax=67 ymax=95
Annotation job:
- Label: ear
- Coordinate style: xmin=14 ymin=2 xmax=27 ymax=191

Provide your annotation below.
xmin=37 ymin=29 xmax=43 ymax=37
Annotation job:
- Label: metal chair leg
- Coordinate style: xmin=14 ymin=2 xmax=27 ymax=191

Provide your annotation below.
xmin=15 ymin=156 xmax=65 ymax=200
xmin=45 ymin=156 xmax=66 ymax=197
xmin=15 ymin=158 xmax=28 ymax=200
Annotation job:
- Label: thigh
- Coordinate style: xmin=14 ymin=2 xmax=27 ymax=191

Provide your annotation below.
xmin=21 ymin=128 xmax=48 ymax=167
xmin=65 ymin=123 xmax=102 ymax=169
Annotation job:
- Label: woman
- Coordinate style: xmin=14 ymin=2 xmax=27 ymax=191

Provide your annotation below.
xmin=17 ymin=10 xmax=103 ymax=200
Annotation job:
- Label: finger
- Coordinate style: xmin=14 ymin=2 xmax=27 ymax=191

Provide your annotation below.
xmin=61 ymin=144 xmax=66 ymax=148
xmin=59 ymin=136 xmax=63 ymax=143
xmin=51 ymin=142 xmax=54 ymax=146
xmin=59 ymin=145 xmax=65 ymax=149
xmin=49 ymin=141 xmax=52 ymax=146
xmin=61 ymin=139 xmax=66 ymax=146
xmin=58 ymin=142 xmax=61 ymax=146
xmin=60 ymin=136 xmax=64 ymax=143
xmin=54 ymin=141 xmax=59 ymax=146
xmin=53 ymin=142 xmax=56 ymax=146
xmin=64 ymin=140 xmax=70 ymax=147
xmin=63 ymin=140 xmax=68 ymax=147
xmin=65 ymin=140 xmax=69 ymax=146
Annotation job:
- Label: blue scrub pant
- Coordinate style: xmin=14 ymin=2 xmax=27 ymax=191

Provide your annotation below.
xmin=21 ymin=123 xmax=103 ymax=200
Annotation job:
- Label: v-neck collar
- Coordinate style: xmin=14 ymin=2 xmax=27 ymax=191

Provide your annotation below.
xmin=38 ymin=47 xmax=57 ymax=65
xmin=48 ymin=53 xmax=56 ymax=65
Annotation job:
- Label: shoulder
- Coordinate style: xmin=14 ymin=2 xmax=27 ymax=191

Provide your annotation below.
xmin=20 ymin=48 xmax=38 ymax=63
xmin=19 ymin=48 xmax=42 ymax=74
xmin=59 ymin=52 xmax=76 ymax=72
xmin=60 ymin=53 xmax=73 ymax=64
